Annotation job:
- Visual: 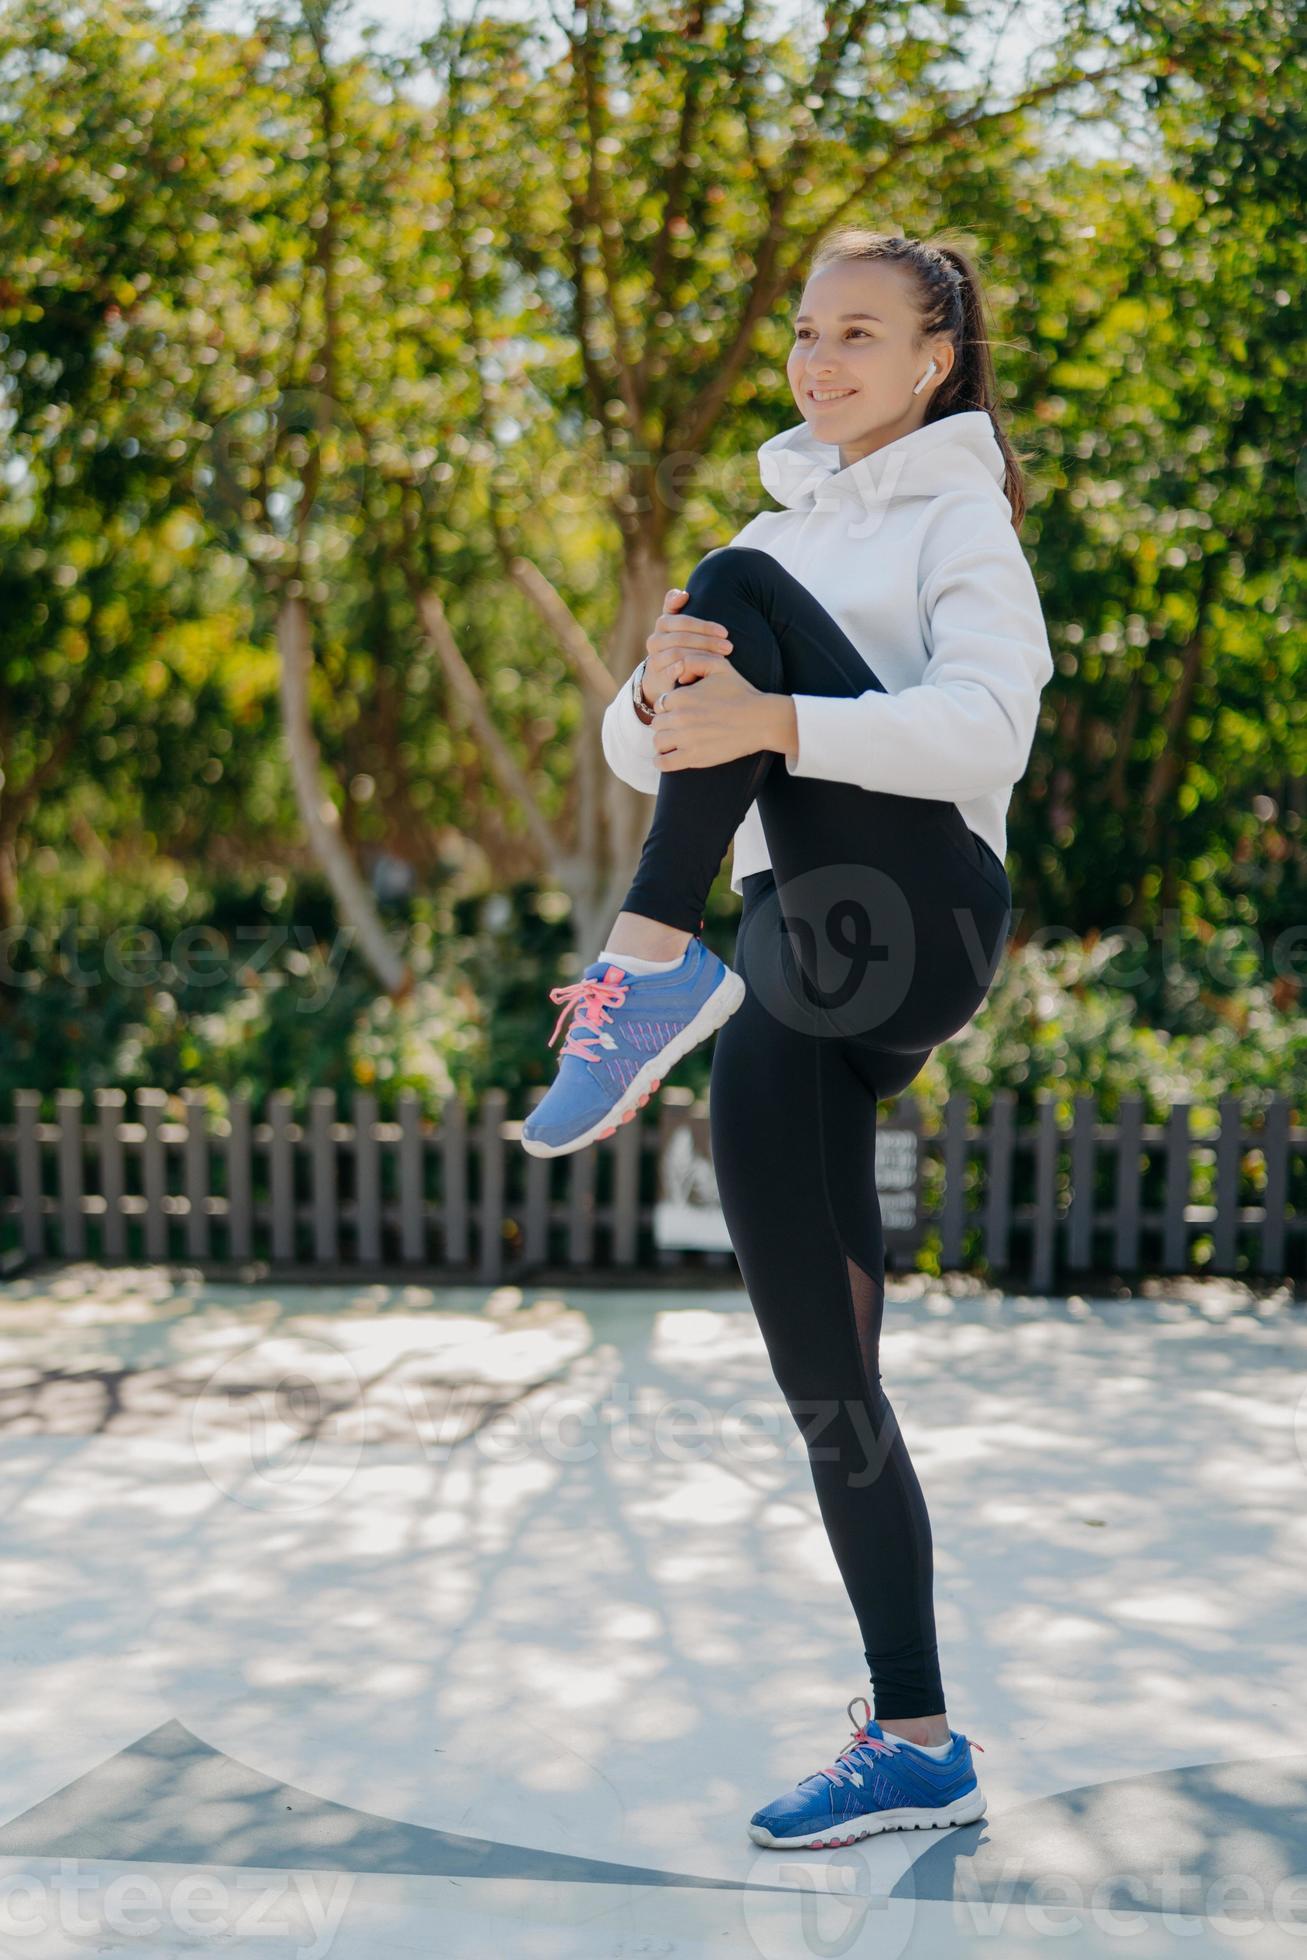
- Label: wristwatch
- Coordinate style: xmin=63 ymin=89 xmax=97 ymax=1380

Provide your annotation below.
xmin=631 ymin=657 xmax=657 ymax=725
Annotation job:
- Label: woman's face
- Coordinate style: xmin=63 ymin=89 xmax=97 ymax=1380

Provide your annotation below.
xmin=786 ymin=259 xmax=952 ymax=465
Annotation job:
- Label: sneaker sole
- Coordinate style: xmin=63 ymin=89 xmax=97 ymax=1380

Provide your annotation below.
xmin=521 ymin=966 xmax=748 ymax=1159
xmin=746 ymin=1782 xmax=986 ymax=1850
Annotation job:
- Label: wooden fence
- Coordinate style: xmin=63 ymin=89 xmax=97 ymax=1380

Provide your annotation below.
xmin=0 ymin=1086 xmax=1303 ymax=1290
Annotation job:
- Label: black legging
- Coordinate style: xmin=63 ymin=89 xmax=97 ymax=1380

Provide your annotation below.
xmin=618 ymin=545 xmax=1014 ymax=1719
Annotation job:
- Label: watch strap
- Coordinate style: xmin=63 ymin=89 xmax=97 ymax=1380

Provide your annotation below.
xmin=631 ymin=658 xmax=656 ymax=724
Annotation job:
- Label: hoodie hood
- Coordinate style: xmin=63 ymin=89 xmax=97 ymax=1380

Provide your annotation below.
xmin=756 ymin=407 xmax=1006 ymax=514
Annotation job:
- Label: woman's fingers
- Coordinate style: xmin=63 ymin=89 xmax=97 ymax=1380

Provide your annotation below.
xmin=649 ymin=591 xmax=739 ymax=730
xmin=660 ymin=650 xmax=723 ymax=683
xmin=668 ymin=610 xmax=731 ymax=642
xmin=647 ymin=592 xmax=732 ymax=675
xmin=671 ymin=621 xmax=733 ymax=651
xmin=649 ymin=617 xmax=732 ymax=655
xmin=655 ymin=592 xmax=730 ymax=641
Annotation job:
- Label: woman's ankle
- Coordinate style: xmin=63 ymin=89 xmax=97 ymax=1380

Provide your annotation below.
xmin=604 ymin=912 xmax=691 ymax=961
xmin=878 ymin=1714 xmax=951 ymax=1747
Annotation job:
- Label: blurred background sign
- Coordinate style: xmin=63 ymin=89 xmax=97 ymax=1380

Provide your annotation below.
xmin=652 ymin=1093 xmax=924 ymax=1260
xmin=653 ymin=1098 xmax=732 ymax=1252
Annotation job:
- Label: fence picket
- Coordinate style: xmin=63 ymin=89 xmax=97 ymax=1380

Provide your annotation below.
xmin=183 ymin=1090 xmax=210 ymax=1260
xmin=940 ymin=1090 xmax=969 ymax=1268
xmin=1212 ymin=1094 xmax=1243 ymax=1274
xmin=1068 ymin=1095 xmax=1095 ymax=1270
xmin=479 ymin=1089 xmax=507 ymax=1282
xmin=1030 ymin=1096 xmax=1058 ymax=1292
xmin=522 ymin=1088 xmax=550 ymax=1267
xmin=310 ymin=1090 xmax=338 ymax=1265
xmin=57 ymin=1088 xmax=85 ymax=1260
xmin=984 ymin=1091 xmax=1015 ymax=1273
xmin=267 ymin=1092 xmax=296 ymax=1262
xmin=353 ymin=1092 xmax=380 ymax=1265
xmin=16 ymin=1091 xmax=43 ymax=1261
xmin=138 ymin=1089 xmax=168 ymax=1262
xmin=1163 ymin=1103 xmax=1191 ymax=1273
xmin=398 ymin=1092 xmax=424 ymax=1265
xmin=1259 ymin=1097 xmax=1290 ymax=1275
xmin=612 ymin=1108 xmax=642 ymax=1266
xmin=227 ymin=1097 xmax=253 ymax=1261
xmin=96 ymin=1088 xmax=127 ymax=1261
xmin=442 ymin=1095 xmax=468 ymax=1267
xmin=567 ymin=1123 xmax=598 ymax=1268
xmin=1114 ymin=1096 xmax=1144 ymax=1274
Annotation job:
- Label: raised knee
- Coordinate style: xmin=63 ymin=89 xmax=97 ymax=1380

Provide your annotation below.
xmin=683 ymin=547 xmax=785 ymax=689
xmin=687 ymin=544 xmax=777 ymax=597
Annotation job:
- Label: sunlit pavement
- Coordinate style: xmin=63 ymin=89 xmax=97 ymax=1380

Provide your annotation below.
xmin=0 ymin=1264 xmax=1304 ymax=1958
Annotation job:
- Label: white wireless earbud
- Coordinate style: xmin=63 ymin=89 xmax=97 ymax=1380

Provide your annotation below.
xmin=912 ymin=358 xmax=939 ymax=396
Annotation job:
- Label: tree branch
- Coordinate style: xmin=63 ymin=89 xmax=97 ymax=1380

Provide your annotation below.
xmin=507 ymin=556 xmax=616 ymax=707
xmin=406 ymin=573 xmax=567 ymax=869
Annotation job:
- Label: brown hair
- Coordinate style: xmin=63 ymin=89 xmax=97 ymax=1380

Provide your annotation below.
xmin=806 ymin=227 xmax=1029 ymax=531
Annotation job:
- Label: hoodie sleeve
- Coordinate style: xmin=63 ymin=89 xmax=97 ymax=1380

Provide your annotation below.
xmin=783 ymin=505 xmax=1054 ymax=803
xmin=601 ymin=666 xmax=663 ymax=794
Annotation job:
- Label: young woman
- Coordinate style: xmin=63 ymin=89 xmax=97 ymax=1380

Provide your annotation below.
xmin=522 ymin=230 xmax=1053 ymax=1851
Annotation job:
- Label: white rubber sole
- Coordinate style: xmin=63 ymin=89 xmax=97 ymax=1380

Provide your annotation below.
xmin=747 ymin=1782 xmax=986 ymax=1850
xmin=521 ymin=965 xmax=747 ymax=1159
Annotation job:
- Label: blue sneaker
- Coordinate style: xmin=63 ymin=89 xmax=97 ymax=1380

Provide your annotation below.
xmin=521 ymin=936 xmax=746 ymax=1158
xmin=748 ymin=1697 xmax=987 ymax=1850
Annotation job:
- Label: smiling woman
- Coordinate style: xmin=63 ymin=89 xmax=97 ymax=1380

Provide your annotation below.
xmin=529 ymin=226 xmax=1053 ymax=1853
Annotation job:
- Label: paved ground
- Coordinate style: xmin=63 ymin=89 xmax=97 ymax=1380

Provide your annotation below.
xmin=0 ymin=1264 xmax=1303 ymax=1958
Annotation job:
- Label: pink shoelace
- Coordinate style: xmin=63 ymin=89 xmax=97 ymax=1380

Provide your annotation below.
xmin=547 ymin=967 xmax=629 ymax=1062
xmin=821 ymin=1697 xmax=901 ymax=1787
xmin=820 ymin=1695 xmax=984 ymax=1787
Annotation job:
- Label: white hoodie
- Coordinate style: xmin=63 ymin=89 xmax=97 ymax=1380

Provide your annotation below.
xmin=601 ymin=408 xmax=1054 ymax=897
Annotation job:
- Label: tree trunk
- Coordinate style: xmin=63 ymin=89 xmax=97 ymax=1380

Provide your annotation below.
xmin=276 ymin=591 xmax=412 ymax=999
xmin=585 ymin=535 xmax=679 ymax=951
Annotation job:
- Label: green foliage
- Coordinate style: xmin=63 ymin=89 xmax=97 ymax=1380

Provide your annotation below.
xmin=1 ymin=0 xmax=1304 ymax=1104
xmin=920 ymin=927 xmax=1307 ymax=1125
xmin=0 ymin=860 xmax=484 ymax=1115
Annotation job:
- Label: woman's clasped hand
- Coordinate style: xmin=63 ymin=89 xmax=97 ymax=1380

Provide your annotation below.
xmin=643 ymin=585 xmax=769 ymax=770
